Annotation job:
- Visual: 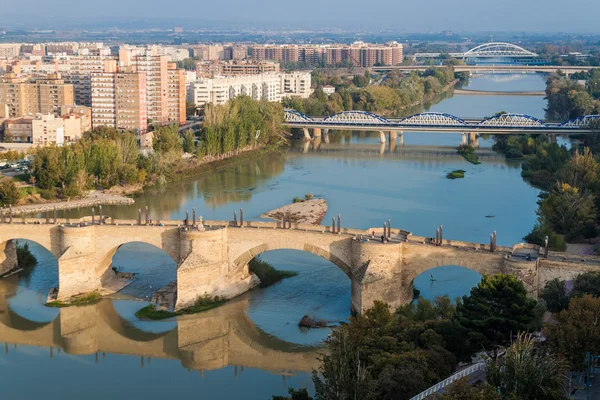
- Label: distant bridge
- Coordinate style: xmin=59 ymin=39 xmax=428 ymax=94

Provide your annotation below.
xmin=284 ymin=110 xmax=600 ymax=136
xmin=371 ymin=65 xmax=595 ymax=75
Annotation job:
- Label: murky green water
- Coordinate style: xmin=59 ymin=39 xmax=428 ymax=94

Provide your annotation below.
xmin=0 ymin=73 xmax=550 ymax=399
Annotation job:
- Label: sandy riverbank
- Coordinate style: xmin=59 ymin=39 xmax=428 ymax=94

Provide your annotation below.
xmin=261 ymin=198 xmax=328 ymax=225
xmin=8 ymin=190 xmax=134 ymax=215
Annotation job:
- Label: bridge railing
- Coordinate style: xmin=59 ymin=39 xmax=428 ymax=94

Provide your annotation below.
xmin=409 ymin=362 xmax=486 ymax=400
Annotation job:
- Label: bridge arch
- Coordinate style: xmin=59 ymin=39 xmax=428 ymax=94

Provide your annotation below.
xmin=399 ymin=112 xmax=466 ymax=126
xmin=478 ymin=113 xmax=547 ymax=127
xmin=561 ymin=115 xmax=600 ymax=128
xmin=463 ymin=42 xmax=538 ymax=58
xmin=233 ymin=242 xmax=353 ymax=279
xmin=322 ymin=111 xmax=390 ymax=125
xmin=284 ymin=109 xmax=314 ymax=123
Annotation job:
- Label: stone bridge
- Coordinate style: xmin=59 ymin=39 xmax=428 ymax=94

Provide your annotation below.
xmin=0 ymin=275 xmax=319 ymax=374
xmin=1 ymin=216 xmax=599 ymax=312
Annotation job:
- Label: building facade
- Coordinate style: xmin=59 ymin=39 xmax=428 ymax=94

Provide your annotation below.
xmin=91 ymin=71 xmax=148 ymax=133
xmin=0 ymin=73 xmax=74 ymax=118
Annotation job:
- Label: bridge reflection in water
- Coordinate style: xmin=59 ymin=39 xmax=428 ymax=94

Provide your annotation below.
xmin=0 ymin=276 xmax=319 ymax=375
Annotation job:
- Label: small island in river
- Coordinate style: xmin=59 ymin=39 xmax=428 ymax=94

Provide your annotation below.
xmin=261 ymin=198 xmax=328 ymax=225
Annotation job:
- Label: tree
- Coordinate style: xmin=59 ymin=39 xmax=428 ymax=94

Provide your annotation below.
xmin=538 ymin=183 xmax=597 ymax=241
xmin=186 ymin=101 xmax=197 ymax=117
xmin=432 ymin=378 xmax=500 ymax=400
xmin=524 ymin=223 xmax=567 ymax=251
xmin=486 ymin=333 xmax=568 ymax=400
xmin=571 ymin=271 xmax=600 ymax=298
xmin=152 ymin=125 xmax=182 ymax=155
xmin=182 ymin=129 xmax=196 ymax=154
xmin=272 ymin=389 xmax=313 ymax=400
xmin=454 ymin=274 xmax=539 ymax=357
xmin=546 ymin=295 xmax=600 ymax=372
xmin=541 ymin=278 xmax=570 ymax=313
xmin=0 ymin=178 xmax=22 ymax=206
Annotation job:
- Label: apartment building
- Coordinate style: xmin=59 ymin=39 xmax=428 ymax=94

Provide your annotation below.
xmin=31 ymin=114 xmax=66 ymax=145
xmin=281 ymin=72 xmax=312 ymax=98
xmin=2 ymin=118 xmax=33 ymax=143
xmin=195 ymin=60 xmax=280 ymax=77
xmin=62 ymin=55 xmax=117 ymax=106
xmin=91 ymin=71 xmax=148 ymax=133
xmin=167 ymin=63 xmax=186 ymax=125
xmin=132 ymin=52 xmax=169 ymax=126
xmin=187 ymin=73 xmax=282 ymax=106
xmin=0 ymin=44 xmax=21 ymax=58
xmin=187 ymin=71 xmax=311 ymax=106
xmin=0 ymin=73 xmax=74 ymax=118
xmin=250 ymin=42 xmax=403 ymax=67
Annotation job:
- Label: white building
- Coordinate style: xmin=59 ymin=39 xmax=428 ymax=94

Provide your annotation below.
xmin=186 ymin=71 xmax=312 ymax=106
xmin=323 ymin=85 xmax=336 ymax=95
xmin=281 ymin=72 xmax=312 ymax=99
xmin=187 ymin=73 xmax=282 ymax=106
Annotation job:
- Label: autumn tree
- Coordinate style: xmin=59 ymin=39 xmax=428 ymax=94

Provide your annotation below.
xmin=546 ymin=295 xmax=600 ymax=372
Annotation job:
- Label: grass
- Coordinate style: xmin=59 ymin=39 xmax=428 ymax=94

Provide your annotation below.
xmin=446 ymin=170 xmax=466 ymax=179
xmin=46 ymin=291 xmax=102 ymax=308
xmin=249 ymin=256 xmax=298 ymax=288
xmin=135 ymin=295 xmax=227 ymax=320
xmin=457 ymin=145 xmax=481 ymax=165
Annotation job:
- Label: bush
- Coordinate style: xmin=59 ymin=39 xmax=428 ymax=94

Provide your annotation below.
xmin=523 ymin=223 xmax=567 ymax=251
xmin=292 ymin=197 xmax=303 ymax=203
xmin=304 ymin=193 xmax=314 ymax=201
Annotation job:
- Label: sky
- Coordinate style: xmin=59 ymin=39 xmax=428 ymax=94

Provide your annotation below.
xmin=3 ymin=0 xmax=600 ymax=33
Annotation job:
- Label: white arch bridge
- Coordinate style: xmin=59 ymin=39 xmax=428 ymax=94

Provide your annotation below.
xmin=414 ymin=42 xmax=547 ymax=65
xmin=284 ymin=110 xmax=600 ymax=135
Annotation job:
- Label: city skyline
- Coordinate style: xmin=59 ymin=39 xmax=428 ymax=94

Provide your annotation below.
xmin=3 ymin=0 xmax=600 ymax=33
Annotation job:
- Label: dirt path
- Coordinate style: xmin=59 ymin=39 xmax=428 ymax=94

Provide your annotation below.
xmin=9 ymin=190 xmax=134 ymax=215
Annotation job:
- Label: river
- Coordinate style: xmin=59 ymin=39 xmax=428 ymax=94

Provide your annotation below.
xmin=0 ymin=72 xmax=549 ymax=399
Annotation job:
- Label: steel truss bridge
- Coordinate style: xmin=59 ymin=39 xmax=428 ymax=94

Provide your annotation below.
xmin=284 ymin=110 xmax=600 ymax=134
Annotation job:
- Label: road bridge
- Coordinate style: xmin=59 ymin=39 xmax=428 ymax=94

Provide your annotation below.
xmin=285 ymin=110 xmax=600 ymax=146
xmin=0 ymin=277 xmax=319 ymax=374
xmin=372 ymin=65 xmax=595 ymax=75
xmin=453 ymin=89 xmax=546 ymax=96
xmin=2 ymin=214 xmax=599 ymax=314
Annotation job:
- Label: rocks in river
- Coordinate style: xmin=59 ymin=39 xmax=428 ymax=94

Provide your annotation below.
xmin=299 ymin=315 xmax=329 ymax=328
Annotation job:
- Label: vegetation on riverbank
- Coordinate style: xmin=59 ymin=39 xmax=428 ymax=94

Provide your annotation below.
xmin=546 ymin=70 xmax=600 ymax=121
xmin=1 ymin=97 xmax=286 ymax=205
xmin=456 ymin=145 xmax=481 ymax=165
xmin=249 ymin=257 xmax=298 ymax=288
xmin=16 ymin=241 xmax=37 ymax=269
xmin=282 ymin=66 xmax=459 ymax=117
xmin=274 ymin=273 xmax=579 ymax=400
xmin=46 ymin=291 xmax=102 ymax=308
xmin=135 ymin=295 xmax=227 ymax=320
xmin=446 ymin=170 xmax=465 ymax=179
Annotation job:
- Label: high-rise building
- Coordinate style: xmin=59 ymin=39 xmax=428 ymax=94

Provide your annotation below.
xmin=91 ymin=71 xmax=148 ymax=133
xmin=167 ymin=63 xmax=186 ymax=125
xmin=0 ymin=73 xmax=74 ymax=118
xmin=63 ymin=55 xmax=117 ymax=106
xmin=132 ymin=51 xmax=169 ymax=126
xmin=0 ymin=44 xmax=21 ymax=58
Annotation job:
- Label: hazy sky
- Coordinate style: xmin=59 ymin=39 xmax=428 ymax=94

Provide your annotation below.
xmin=4 ymin=0 xmax=600 ymax=32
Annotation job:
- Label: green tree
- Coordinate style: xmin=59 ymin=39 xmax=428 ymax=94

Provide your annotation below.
xmin=454 ymin=274 xmax=539 ymax=357
xmin=272 ymin=389 xmax=313 ymax=400
xmin=541 ymin=278 xmax=570 ymax=313
xmin=546 ymin=295 xmax=600 ymax=372
xmin=153 ymin=125 xmax=182 ymax=155
xmin=486 ymin=333 xmax=568 ymax=400
xmin=524 ymin=223 xmax=567 ymax=251
xmin=182 ymin=129 xmax=196 ymax=154
xmin=0 ymin=178 xmax=23 ymax=206
xmin=571 ymin=271 xmax=600 ymax=297
xmin=186 ymin=101 xmax=197 ymax=117
xmin=432 ymin=378 xmax=500 ymax=400
xmin=538 ymin=183 xmax=597 ymax=241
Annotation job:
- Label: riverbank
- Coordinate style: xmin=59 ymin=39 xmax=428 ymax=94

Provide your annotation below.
xmin=10 ymin=190 xmax=134 ymax=215
xmin=260 ymin=198 xmax=328 ymax=225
